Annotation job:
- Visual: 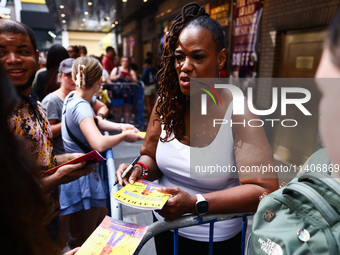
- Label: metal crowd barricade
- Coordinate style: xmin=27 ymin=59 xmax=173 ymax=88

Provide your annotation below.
xmin=135 ymin=212 xmax=253 ymax=255
xmin=100 ymin=131 xmax=122 ymax=220
xmin=103 ymin=82 xmax=145 ymax=129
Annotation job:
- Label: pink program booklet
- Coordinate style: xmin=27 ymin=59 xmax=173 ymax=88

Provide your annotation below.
xmin=44 ymin=150 xmax=105 ymax=175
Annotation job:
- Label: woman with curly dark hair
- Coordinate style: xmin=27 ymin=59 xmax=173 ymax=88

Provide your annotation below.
xmin=117 ymin=2 xmax=278 ymax=254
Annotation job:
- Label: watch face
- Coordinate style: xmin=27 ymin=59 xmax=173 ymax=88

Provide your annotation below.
xmin=196 ymin=201 xmax=209 ymax=215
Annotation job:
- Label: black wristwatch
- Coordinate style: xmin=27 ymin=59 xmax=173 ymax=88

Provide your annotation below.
xmin=195 ymin=194 xmax=209 ymax=215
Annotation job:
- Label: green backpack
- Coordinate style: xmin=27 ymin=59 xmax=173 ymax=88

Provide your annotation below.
xmin=249 ymin=149 xmax=340 ymax=255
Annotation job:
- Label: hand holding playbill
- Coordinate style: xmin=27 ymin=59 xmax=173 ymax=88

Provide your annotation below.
xmin=44 ymin=150 xmax=105 ymax=175
xmin=113 ymin=179 xmax=171 ymax=210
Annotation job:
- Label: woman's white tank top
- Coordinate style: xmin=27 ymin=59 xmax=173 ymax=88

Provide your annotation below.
xmin=154 ymin=101 xmax=242 ymax=242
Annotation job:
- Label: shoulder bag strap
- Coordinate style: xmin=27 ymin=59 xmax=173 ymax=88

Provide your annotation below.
xmin=63 ymin=96 xmax=92 ymax=154
xmin=64 ymin=118 xmax=91 ymax=153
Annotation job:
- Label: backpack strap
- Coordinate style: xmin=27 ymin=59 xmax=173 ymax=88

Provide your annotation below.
xmin=283 ymin=182 xmax=340 ymax=226
xmin=298 ymin=172 xmax=340 ymax=197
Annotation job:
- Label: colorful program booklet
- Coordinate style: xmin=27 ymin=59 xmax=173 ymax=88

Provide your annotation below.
xmin=44 ymin=150 xmax=105 ymax=175
xmin=113 ymin=179 xmax=171 ymax=210
xmin=76 ymin=216 xmax=148 ymax=255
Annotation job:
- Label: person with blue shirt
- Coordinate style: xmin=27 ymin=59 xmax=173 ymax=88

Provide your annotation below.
xmin=60 ymin=56 xmax=144 ymax=246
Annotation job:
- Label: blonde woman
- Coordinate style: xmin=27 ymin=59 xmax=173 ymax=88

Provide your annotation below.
xmin=60 ymin=56 xmax=144 ymax=246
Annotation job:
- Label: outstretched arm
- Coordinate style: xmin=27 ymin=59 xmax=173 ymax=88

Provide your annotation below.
xmin=80 ymin=116 xmax=143 ymax=153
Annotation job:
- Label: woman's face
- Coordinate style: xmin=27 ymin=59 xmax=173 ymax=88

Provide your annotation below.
xmin=315 ymin=46 xmax=340 ymax=165
xmin=174 ymin=26 xmax=226 ymax=96
xmin=121 ymin=57 xmax=129 ymax=68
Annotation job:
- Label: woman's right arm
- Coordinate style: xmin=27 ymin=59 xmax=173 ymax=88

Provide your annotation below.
xmin=116 ymin=102 xmax=163 ymax=185
xmin=79 ymin=116 xmax=143 ymax=153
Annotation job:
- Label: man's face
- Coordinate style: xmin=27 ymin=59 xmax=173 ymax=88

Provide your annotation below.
xmin=0 ymin=32 xmax=38 ymax=88
xmin=108 ymin=49 xmax=115 ymax=58
xmin=67 ymin=46 xmax=78 ymax=59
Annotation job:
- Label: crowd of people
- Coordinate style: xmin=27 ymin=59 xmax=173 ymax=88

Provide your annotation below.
xmin=37 ymin=42 xmax=158 ymax=125
xmin=1 ymin=1 xmax=340 ymax=255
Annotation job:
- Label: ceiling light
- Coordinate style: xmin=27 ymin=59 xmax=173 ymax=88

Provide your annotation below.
xmin=115 ymin=21 xmax=118 ymax=25
xmin=60 ymin=5 xmax=64 ymax=9
xmin=62 ymin=20 xmax=66 ymax=23
xmin=111 ymin=24 xmax=115 ymax=28
xmin=122 ymin=0 xmax=127 ymax=2
xmin=48 ymin=31 xmax=56 ymax=38
xmin=143 ymin=0 xmax=147 ymax=2
xmin=84 ymin=11 xmax=89 ymax=15
xmin=82 ymin=18 xmax=86 ymax=22
xmin=87 ymin=1 xmax=93 ymax=6
xmin=61 ymin=13 xmax=65 ymax=17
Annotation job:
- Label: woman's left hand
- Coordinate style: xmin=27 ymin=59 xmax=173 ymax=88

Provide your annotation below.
xmin=155 ymin=187 xmax=197 ymax=221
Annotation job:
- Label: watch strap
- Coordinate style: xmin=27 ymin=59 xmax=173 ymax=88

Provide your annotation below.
xmin=196 ymin=194 xmax=206 ymax=202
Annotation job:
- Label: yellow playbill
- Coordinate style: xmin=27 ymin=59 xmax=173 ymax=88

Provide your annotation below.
xmin=76 ymin=216 xmax=148 ymax=255
xmin=112 ymin=179 xmax=171 ymax=210
xmin=122 ymin=130 xmax=146 ymax=137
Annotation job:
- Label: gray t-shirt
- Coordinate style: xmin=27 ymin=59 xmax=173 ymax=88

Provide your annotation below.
xmin=61 ymin=91 xmax=94 ymax=153
xmin=42 ymin=93 xmax=65 ymax=155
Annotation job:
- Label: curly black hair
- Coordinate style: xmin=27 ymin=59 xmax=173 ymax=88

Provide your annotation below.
xmin=155 ymin=2 xmax=225 ymax=142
